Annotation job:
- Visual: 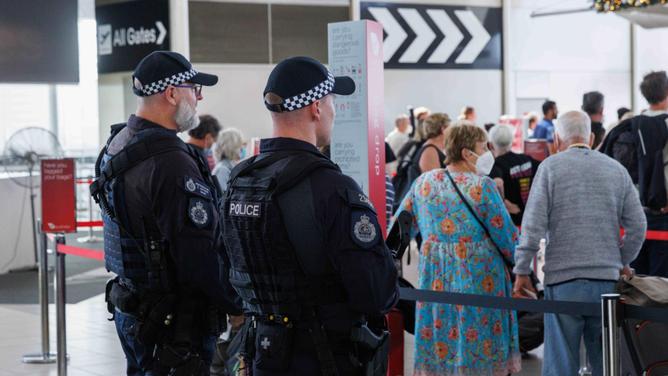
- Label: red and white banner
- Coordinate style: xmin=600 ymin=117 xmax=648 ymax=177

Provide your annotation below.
xmin=329 ymin=20 xmax=387 ymax=235
xmin=41 ymin=159 xmax=77 ymax=233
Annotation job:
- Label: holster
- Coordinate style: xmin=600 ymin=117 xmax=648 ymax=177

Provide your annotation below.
xmin=155 ymin=343 xmax=207 ymax=376
xmin=350 ymin=324 xmax=390 ymax=376
xmin=105 ymin=278 xmax=140 ymax=315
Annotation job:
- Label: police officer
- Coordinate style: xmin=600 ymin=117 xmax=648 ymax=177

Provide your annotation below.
xmin=91 ymin=51 xmax=240 ymax=376
xmin=222 ymin=56 xmax=399 ymax=376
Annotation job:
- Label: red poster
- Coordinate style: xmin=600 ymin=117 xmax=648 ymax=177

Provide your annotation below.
xmin=41 ymin=159 xmax=76 ymax=233
xmin=524 ymin=140 xmax=550 ymax=162
xmin=365 ymin=20 xmax=387 ymax=236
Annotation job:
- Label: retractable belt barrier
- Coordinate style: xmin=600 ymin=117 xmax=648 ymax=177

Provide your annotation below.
xmin=56 ymin=244 xmax=104 ymax=261
xmin=43 ymin=229 xmax=668 ymax=376
xmin=398 ymin=288 xmax=668 ymax=324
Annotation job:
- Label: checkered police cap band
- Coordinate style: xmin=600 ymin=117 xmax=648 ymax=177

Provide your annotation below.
xmin=280 ymin=72 xmax=335 ymax=112
xmin=135 ymin=68 xmax=198 ymax=96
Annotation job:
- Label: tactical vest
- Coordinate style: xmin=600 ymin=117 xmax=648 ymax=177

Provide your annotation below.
xmin=222 ymin=150 xmax=347 ymax=318
xmin=91 ymin=123 xmax=219 ymax=288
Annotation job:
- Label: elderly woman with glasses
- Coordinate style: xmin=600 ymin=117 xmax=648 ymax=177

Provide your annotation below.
xmin=394 ymin=124 xmax=521 ymax=376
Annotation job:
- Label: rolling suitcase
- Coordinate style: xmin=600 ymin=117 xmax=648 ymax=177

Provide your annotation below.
xmin=621 ymin=319 xmax=668 ymax=376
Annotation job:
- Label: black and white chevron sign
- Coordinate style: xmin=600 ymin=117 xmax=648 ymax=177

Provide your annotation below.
xmin=360 ymin=2 xmax=502 ymax=70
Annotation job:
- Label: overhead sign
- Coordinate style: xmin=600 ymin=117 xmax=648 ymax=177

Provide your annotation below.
xmin=361 ymin=2 xmax=502 ymax=69
xmin=96 ymin=0 xmax=170 ymax=73
xmin=329 ymin=20 xmax=388 ymax=234
xmin=41 ymin=159 xmax=76 ymax=233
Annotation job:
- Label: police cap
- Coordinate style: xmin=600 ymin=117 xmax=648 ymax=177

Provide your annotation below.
xmin=132 ymin=51 xmax=218 ymax=97
xmin=263 ymin=56 xmax=355 ymax=113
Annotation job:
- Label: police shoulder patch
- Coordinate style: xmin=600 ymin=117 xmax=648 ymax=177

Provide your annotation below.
xmin=182 ymin=176 xmax=212 ymax=199
xmin=350 ymin=210 xmax=379 ymax=249
xmin=188 ymin=198 xmax=213 ymax=228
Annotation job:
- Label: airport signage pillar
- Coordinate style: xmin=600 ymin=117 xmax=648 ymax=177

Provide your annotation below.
xmin=328 ymin=20 xmax=387 ymax=234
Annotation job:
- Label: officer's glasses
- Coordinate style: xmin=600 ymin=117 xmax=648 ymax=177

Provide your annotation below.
xmin=174 ymin=84 xmax=203 ymax=96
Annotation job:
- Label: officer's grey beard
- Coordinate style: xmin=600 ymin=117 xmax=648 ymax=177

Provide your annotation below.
xmin=174 ymin=100 xmax=200 ymax=132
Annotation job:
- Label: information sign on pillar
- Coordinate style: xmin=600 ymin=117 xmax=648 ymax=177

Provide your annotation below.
xmin=41 ymin=159 xmax=76 ymax=233
xmin=328 ymin=20 xmax=387 ymax=235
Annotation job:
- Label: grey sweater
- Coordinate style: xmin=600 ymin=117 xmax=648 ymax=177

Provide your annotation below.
xmin=514 ymin=147 xmax=647 ymax=285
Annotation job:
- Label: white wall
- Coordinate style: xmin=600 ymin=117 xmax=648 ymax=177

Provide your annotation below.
xmin=0 ymin=176 xmax=40 ymax=273
xmin=633 ymin=24 xmax=668 ymax=112
xmin=193 ymin=64 xmax=275 ymax=139
xmin=384 ymin=70 xmax=503 ymax=129
xmin=509 ymin=2 xmax=632 ymax=123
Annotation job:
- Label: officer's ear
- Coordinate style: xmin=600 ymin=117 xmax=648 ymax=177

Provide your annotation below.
xmin=310 ymin=99 xmax=322 ymax=121
xmin=163 ymin=86 xmax=179 ymax=106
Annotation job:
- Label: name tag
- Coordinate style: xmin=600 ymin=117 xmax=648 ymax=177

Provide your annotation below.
xmin=229 ymin=201 xmax=262 ymax=218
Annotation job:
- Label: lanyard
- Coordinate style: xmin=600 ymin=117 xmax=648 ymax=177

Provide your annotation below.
xmin=568 ymin=143 xmax=591 ymax=150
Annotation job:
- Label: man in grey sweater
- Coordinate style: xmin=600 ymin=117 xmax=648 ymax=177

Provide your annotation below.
xmin=513 ymin=110 xmax=646 ymax=376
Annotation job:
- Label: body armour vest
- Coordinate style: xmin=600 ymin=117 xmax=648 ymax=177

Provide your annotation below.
xmin=222 ymin=151 xmax=346 ymax=318
xmin=94 ymin=124 xmax=216 ymax=285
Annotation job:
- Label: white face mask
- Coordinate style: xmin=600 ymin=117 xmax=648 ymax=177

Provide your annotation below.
xmin=469 ymin=150 xmax=495 ymax=176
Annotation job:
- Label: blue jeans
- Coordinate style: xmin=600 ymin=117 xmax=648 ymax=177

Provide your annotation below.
xmin=114 ymin=309 xmax=216 ymax=376
xmin=542 ymin=279 xmax=616 ymax=376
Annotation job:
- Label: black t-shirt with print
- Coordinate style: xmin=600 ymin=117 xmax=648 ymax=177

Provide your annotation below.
xmin=489 ymin=152 xmax=540 ymax=226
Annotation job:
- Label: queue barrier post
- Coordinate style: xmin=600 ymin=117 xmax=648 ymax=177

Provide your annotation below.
xmin=22 ymin=222 xmax=57 ymax=364
xmin=55 ymin=235 xmax=68 ymax=376
xmin=77 ymin=177 xmax=102 ymax=243
xmin=601 ymin=293 xmax=621 ymax=376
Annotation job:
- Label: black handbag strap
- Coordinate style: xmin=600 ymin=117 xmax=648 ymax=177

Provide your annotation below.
xmin=444 ymin=170 xmax=514 ymax=271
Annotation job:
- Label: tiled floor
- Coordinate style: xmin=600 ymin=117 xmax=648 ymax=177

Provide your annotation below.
xmin=0 ymin=296 xmax=542 ymax=375
xmin=0 ymin=242 xmax=543 ymax=375
xmin=0 ymin=295 xmax=126 ymax=375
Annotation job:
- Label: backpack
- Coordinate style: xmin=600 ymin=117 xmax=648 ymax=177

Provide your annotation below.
xmin=600 ymin=118 xmax=638 ymax=183
xmin=392 ymin=140 xmax=424 ymax=212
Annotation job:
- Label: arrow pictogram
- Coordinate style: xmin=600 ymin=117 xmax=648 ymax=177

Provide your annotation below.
xmin=426 ymin=9 xmax=463 ymax=64
xmin=362 ymin=3 xmax=498 ymax=68
xmin=454 ymin=10 xmax=491 ymax=64
xmin=397 ymin=8 xmax=435 ymax=64
xmin=156 ymin=21 xmax=167 ymax=45
xmin=368 ymin=7 xmax=407 ymax=63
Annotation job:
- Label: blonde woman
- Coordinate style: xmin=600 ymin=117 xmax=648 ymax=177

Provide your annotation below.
xmin=212 ymin=128 xmax=244 ymax=190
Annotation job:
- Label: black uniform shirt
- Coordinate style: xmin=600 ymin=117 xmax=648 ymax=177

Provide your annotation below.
xmin=108 ymin=115 xmax=239 ymax=312
xmin=260 ymin=138 xmax=399 ymax=321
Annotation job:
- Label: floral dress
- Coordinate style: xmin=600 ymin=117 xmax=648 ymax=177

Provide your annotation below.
xmin=395 ymin=169 xmax=522 ymax=376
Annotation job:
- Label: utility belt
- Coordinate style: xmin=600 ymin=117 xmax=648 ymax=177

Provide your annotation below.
xmin=105 ymin=277 xmax=227 ymax=339
xmin=237 ymin=312 xmax=389 ymax=376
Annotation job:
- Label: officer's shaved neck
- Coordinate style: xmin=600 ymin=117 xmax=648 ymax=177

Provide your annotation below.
xmin=136 ymin=93 xmax=179 ymax=131
xmin=271 ymin=106 xmax=318 ymax=146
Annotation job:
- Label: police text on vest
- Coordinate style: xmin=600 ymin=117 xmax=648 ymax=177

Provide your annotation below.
xmin=229 ymin=201 xmax=261 ymax=218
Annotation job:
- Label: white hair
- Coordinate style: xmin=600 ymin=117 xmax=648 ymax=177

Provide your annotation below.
xmin=489 ymin=124 xmax=514 ymax=150
xmin=555 ymin=110 xmax=591 ymax=143
xmin=215 ymin=128 xmax=244 ymax=161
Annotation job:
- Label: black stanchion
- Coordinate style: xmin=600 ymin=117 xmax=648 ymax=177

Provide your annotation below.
xmin=601 ymin=294 xmax=621 ymax=376
xmin=55 ymin=235 xmax=68 ymax=376
xmin=22 ymin=223 xmax=57 ymax=364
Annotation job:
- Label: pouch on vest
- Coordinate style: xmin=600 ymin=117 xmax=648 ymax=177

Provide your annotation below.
xmin=253 ymin=321 xmax=295 ymax=371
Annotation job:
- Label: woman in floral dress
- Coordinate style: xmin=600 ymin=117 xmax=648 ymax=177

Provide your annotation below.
xmin=395 ymin=124 xmax=521 ymax=376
